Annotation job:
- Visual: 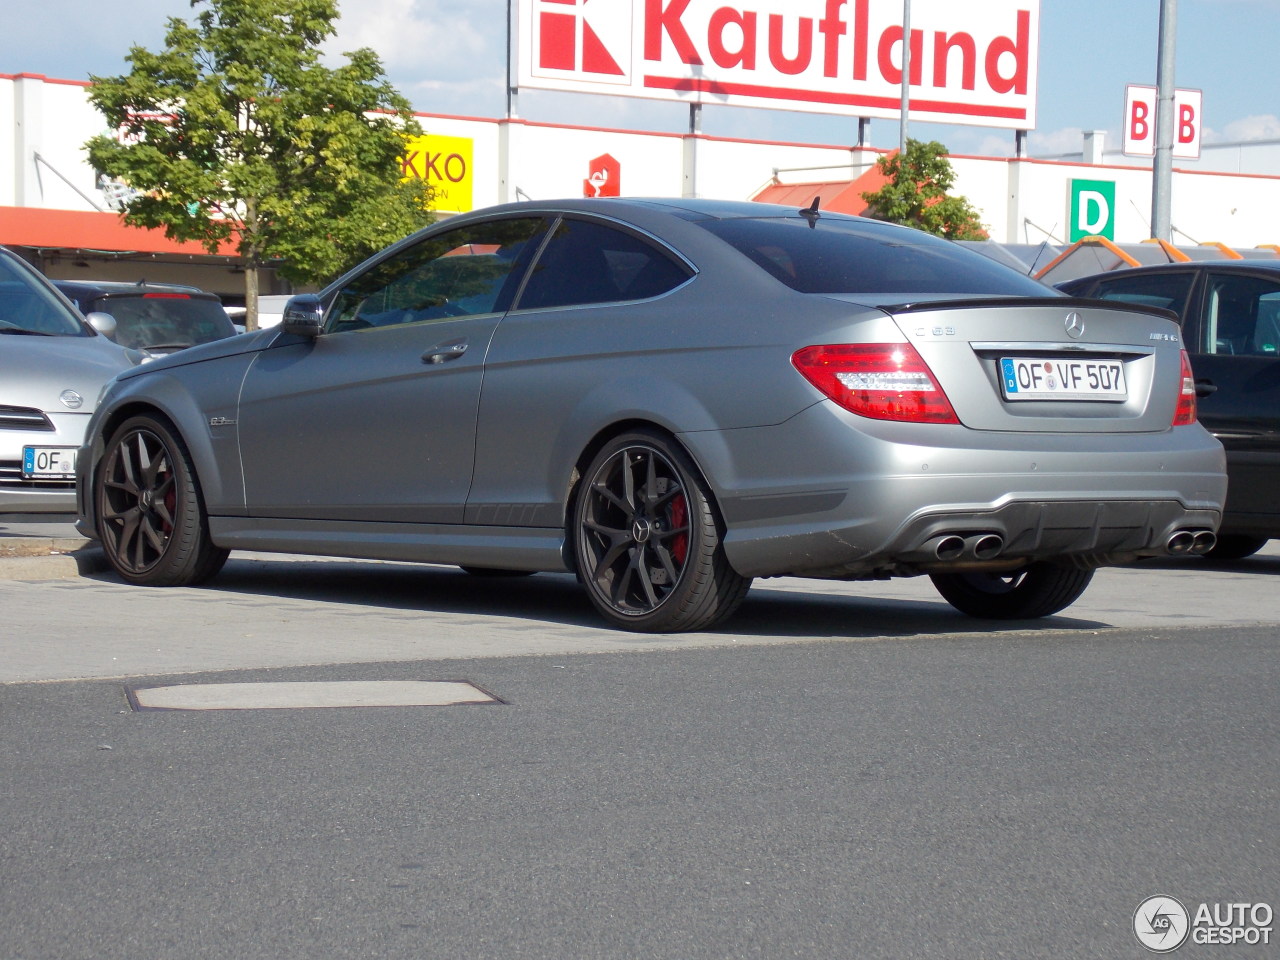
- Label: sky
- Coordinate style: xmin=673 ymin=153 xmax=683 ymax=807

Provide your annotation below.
xmin=3 ymin=0 xmax=1279 ymax=159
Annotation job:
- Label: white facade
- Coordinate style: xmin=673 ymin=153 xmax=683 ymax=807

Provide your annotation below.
xmin=4 ymin=71 xmax=1279 ymax=286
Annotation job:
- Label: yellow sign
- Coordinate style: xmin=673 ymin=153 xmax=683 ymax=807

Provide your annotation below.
xmin=401 ymin=134 xmax=474 ymax=213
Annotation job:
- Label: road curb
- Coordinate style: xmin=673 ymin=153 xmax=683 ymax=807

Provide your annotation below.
xmin=0 ymin=539 xmax=107 ymax=580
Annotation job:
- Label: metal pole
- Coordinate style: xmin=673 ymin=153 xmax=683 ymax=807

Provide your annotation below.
xmin=899 ymin=0 xmax=911 ymax=154
xmin=505 ymin=0 xmax=517 ymax=118
xmin=1151 ymin=0 xmax=1177 ymax=240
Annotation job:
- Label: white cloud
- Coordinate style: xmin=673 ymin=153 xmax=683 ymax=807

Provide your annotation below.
xmin=329 ymin=0 xmax=495 ymax=78
xmin=1205 ymin=114 xmax=1280 ymax=143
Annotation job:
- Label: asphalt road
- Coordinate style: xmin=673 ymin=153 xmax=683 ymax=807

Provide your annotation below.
xmin=1 ymin=524 xmax=1277 ymax=959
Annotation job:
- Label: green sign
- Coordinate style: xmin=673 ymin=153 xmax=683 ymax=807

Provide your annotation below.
xmin=1069 ymin=179 xmax=1116 ymax=242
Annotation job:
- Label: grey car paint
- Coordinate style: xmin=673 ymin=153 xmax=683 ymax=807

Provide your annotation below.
xmin=75 ymin=199 xmax=1227 ymax=630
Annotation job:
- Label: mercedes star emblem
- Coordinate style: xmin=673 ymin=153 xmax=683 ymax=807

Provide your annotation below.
xmin=1064 ymin=312 xmax=1085 ymax=339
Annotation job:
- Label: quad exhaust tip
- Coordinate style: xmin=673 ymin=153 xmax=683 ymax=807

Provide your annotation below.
xmin=927 ymin=532 xmax=1005 ymax=562
xmin=969 ymin=533 xmax=1005 ymax=561
xmin=934 ymin=535 xmax=966 ymax=561
xmin=926 ymin=528 xmax=1215 ymax=561
xmin=1167 ymin=529 xmax=1217 ymax=555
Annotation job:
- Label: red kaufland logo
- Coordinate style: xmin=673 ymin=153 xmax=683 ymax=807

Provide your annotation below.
xmin=534 ymin=0 xmax=632 ymax=81
xmin=521 ymin=0 xmax=1040 ymax=129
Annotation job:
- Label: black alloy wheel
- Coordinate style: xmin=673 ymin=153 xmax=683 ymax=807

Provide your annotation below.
xmin=929 ymin=562 xmax=1095 ymax=620
xmin=572 ymin=430 xmax=751 ymax=632
xmin=95 ymin=414 xmax=228 ymax=586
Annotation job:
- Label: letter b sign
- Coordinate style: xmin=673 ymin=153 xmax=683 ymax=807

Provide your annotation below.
xmin=1123 ymin=85 xmax=1203 ymax=159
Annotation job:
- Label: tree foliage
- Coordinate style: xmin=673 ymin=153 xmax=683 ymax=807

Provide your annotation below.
xmin=85 ymin=0 xmax=434 ymax=327
xmin=861 ymin=139 xmax=988 ymax=241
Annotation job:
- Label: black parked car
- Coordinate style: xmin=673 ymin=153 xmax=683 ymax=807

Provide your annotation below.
xmin=1058 ymin=261 xmax=1280 ymax=558
xmin=53 ymin=280 xmax=237 ymax=357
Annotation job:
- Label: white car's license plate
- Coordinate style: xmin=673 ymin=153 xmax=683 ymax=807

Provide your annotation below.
xmin=1000 ymin=357 xmax=1127 ymax=401
xmin=22 ymin=446 xmax=77 ymax=479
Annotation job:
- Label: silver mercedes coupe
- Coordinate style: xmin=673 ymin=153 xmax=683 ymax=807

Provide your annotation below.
xmin=75 ymin=199 xmax=1226 ymax=631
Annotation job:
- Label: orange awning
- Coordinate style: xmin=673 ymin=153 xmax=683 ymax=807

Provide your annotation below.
xmin=0 ymin=206 xmax=239 ymax=257
xmin=752 ymin=165 xmax=890 ymax=217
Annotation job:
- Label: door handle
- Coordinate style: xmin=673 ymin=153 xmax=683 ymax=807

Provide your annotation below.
xmin=422 ymin=338 xmax=468 ymax=364
xmin=1194 ymin=378 xmax=1218 ymax=398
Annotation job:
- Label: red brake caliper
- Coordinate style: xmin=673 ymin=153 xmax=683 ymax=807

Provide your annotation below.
xmin=670 ymin=493 xmax=688 ymax=566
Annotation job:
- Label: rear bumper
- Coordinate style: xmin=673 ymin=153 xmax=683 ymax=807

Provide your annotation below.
xmin=682 ymin=402 xmax=1227 ymax=579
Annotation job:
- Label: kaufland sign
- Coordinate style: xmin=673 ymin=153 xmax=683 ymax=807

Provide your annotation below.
xmin=518 ymin=0 xmax=1039 ymax=129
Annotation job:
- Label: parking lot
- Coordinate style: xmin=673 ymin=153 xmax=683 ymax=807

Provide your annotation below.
xmin=3 ymin=517 xmax=1280 ymax=683
xmin=2 ymin=518 xmax=1278 ymax=959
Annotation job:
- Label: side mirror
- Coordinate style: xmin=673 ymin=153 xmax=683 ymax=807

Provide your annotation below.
xmin=86 ymin=311 xmax=118 ymax=340
xmin=280 ymin=295 xmax=325 ymax=337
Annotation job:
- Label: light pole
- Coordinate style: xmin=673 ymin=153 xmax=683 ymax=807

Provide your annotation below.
xmin=899 ymin=0 xmax=911 ymax=155
xmin=1151 ymin=0 xmax=1177 ymax=241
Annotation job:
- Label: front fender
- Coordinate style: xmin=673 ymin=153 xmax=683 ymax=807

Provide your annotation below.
xmin=79 ymin=354 xmax=256 ymax=532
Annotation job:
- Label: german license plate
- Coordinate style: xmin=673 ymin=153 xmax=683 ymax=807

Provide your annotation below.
xmin=22 ymin=446 xmax=77 ymax=479
xmin=1000 ymin=357 xmax=1127 ymax=401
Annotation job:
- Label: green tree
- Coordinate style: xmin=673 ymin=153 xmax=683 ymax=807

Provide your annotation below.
xmin=861 ymin=139 xmax=988 ymax=241
xmin=85 ymin=0 xmax=434 ymax=329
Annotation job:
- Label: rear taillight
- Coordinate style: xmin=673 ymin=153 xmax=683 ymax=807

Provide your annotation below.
xmin=1173 ymin=349 xmax=1197 ymax=426
xmin=792 ymin=343 xmax=959 ymax=424
xmin=142 ymin=293 xmax=191 ymax=299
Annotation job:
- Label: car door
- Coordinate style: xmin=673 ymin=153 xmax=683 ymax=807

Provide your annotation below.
xmin=466 ymin=215 xmax=696 ymax=525
xmin=237 ymin=216 xmax=547 ymax=523
xmin=1181 ymin=269 xmax=1280 ymax=531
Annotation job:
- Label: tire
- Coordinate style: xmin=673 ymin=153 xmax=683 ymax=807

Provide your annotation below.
xmin=1202 ymin=534 xmax=1268 ymax=561
xmin=929 ymin=563 xmax=1095 ymax=620
xmin=95 ymin=414 xmax=229 ymax=586
xmin=571 ymin=429 xmax=751 ymax=632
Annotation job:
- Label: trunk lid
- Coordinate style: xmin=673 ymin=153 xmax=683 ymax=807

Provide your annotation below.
xmin=865 ymin=296 xmax=1186 ymax=433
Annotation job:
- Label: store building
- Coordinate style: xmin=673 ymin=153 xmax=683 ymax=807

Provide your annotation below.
xmin=3 ymin=70 xmax=1278 ymax=300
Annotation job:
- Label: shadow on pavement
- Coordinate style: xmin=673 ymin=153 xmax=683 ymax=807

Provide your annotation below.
xmin=1122 ymin=554 xmax=1280 ymax=576
xmin=80 ymin=554 xmax=1110 ymax=640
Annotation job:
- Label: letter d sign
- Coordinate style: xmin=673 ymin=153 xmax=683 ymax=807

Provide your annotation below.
xmin=1069 ymin=179 xmax=1116 ymax=241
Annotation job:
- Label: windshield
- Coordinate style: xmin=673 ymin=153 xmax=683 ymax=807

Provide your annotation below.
xmin=698 ymin=216 xmax=1053 ymax=297
xmin=0 ymin=258 xmax=91 ymax=337
xmin=95 ymin=294 xmax=235 ymax=350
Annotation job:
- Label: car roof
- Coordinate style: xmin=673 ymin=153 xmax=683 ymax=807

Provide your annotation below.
xmin=52 ymin=279 xmax=220 ymax=299
xmin=1064 ymin=260 xmax=1280 ymax=285
xmin=477 ymin=196 xmax=863 ymax=223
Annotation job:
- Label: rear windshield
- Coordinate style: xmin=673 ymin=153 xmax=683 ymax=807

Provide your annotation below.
xmin=697 ymin=216 xmax=1052 ymax=297
xmin=0 ymin=260 xmax=90 ymax=337
xmin=96 ymin=294 xmax=235 ymax=351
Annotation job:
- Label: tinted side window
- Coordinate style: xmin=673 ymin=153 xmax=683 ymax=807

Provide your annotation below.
xmin=1090 ymin=273 xmax=1194 ymax=316
xmin=329 ymin=217 xmax=546 ymax=334
xmin=517 ymin=219 xmax=692 ymax=310
xmin=99 ymin=296 xmax=234 ymax=350
xmin=1203 ymin=274 xmax=1280 ymax=356
xmin=697 ymin=216 xmax=1051 ymax=296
